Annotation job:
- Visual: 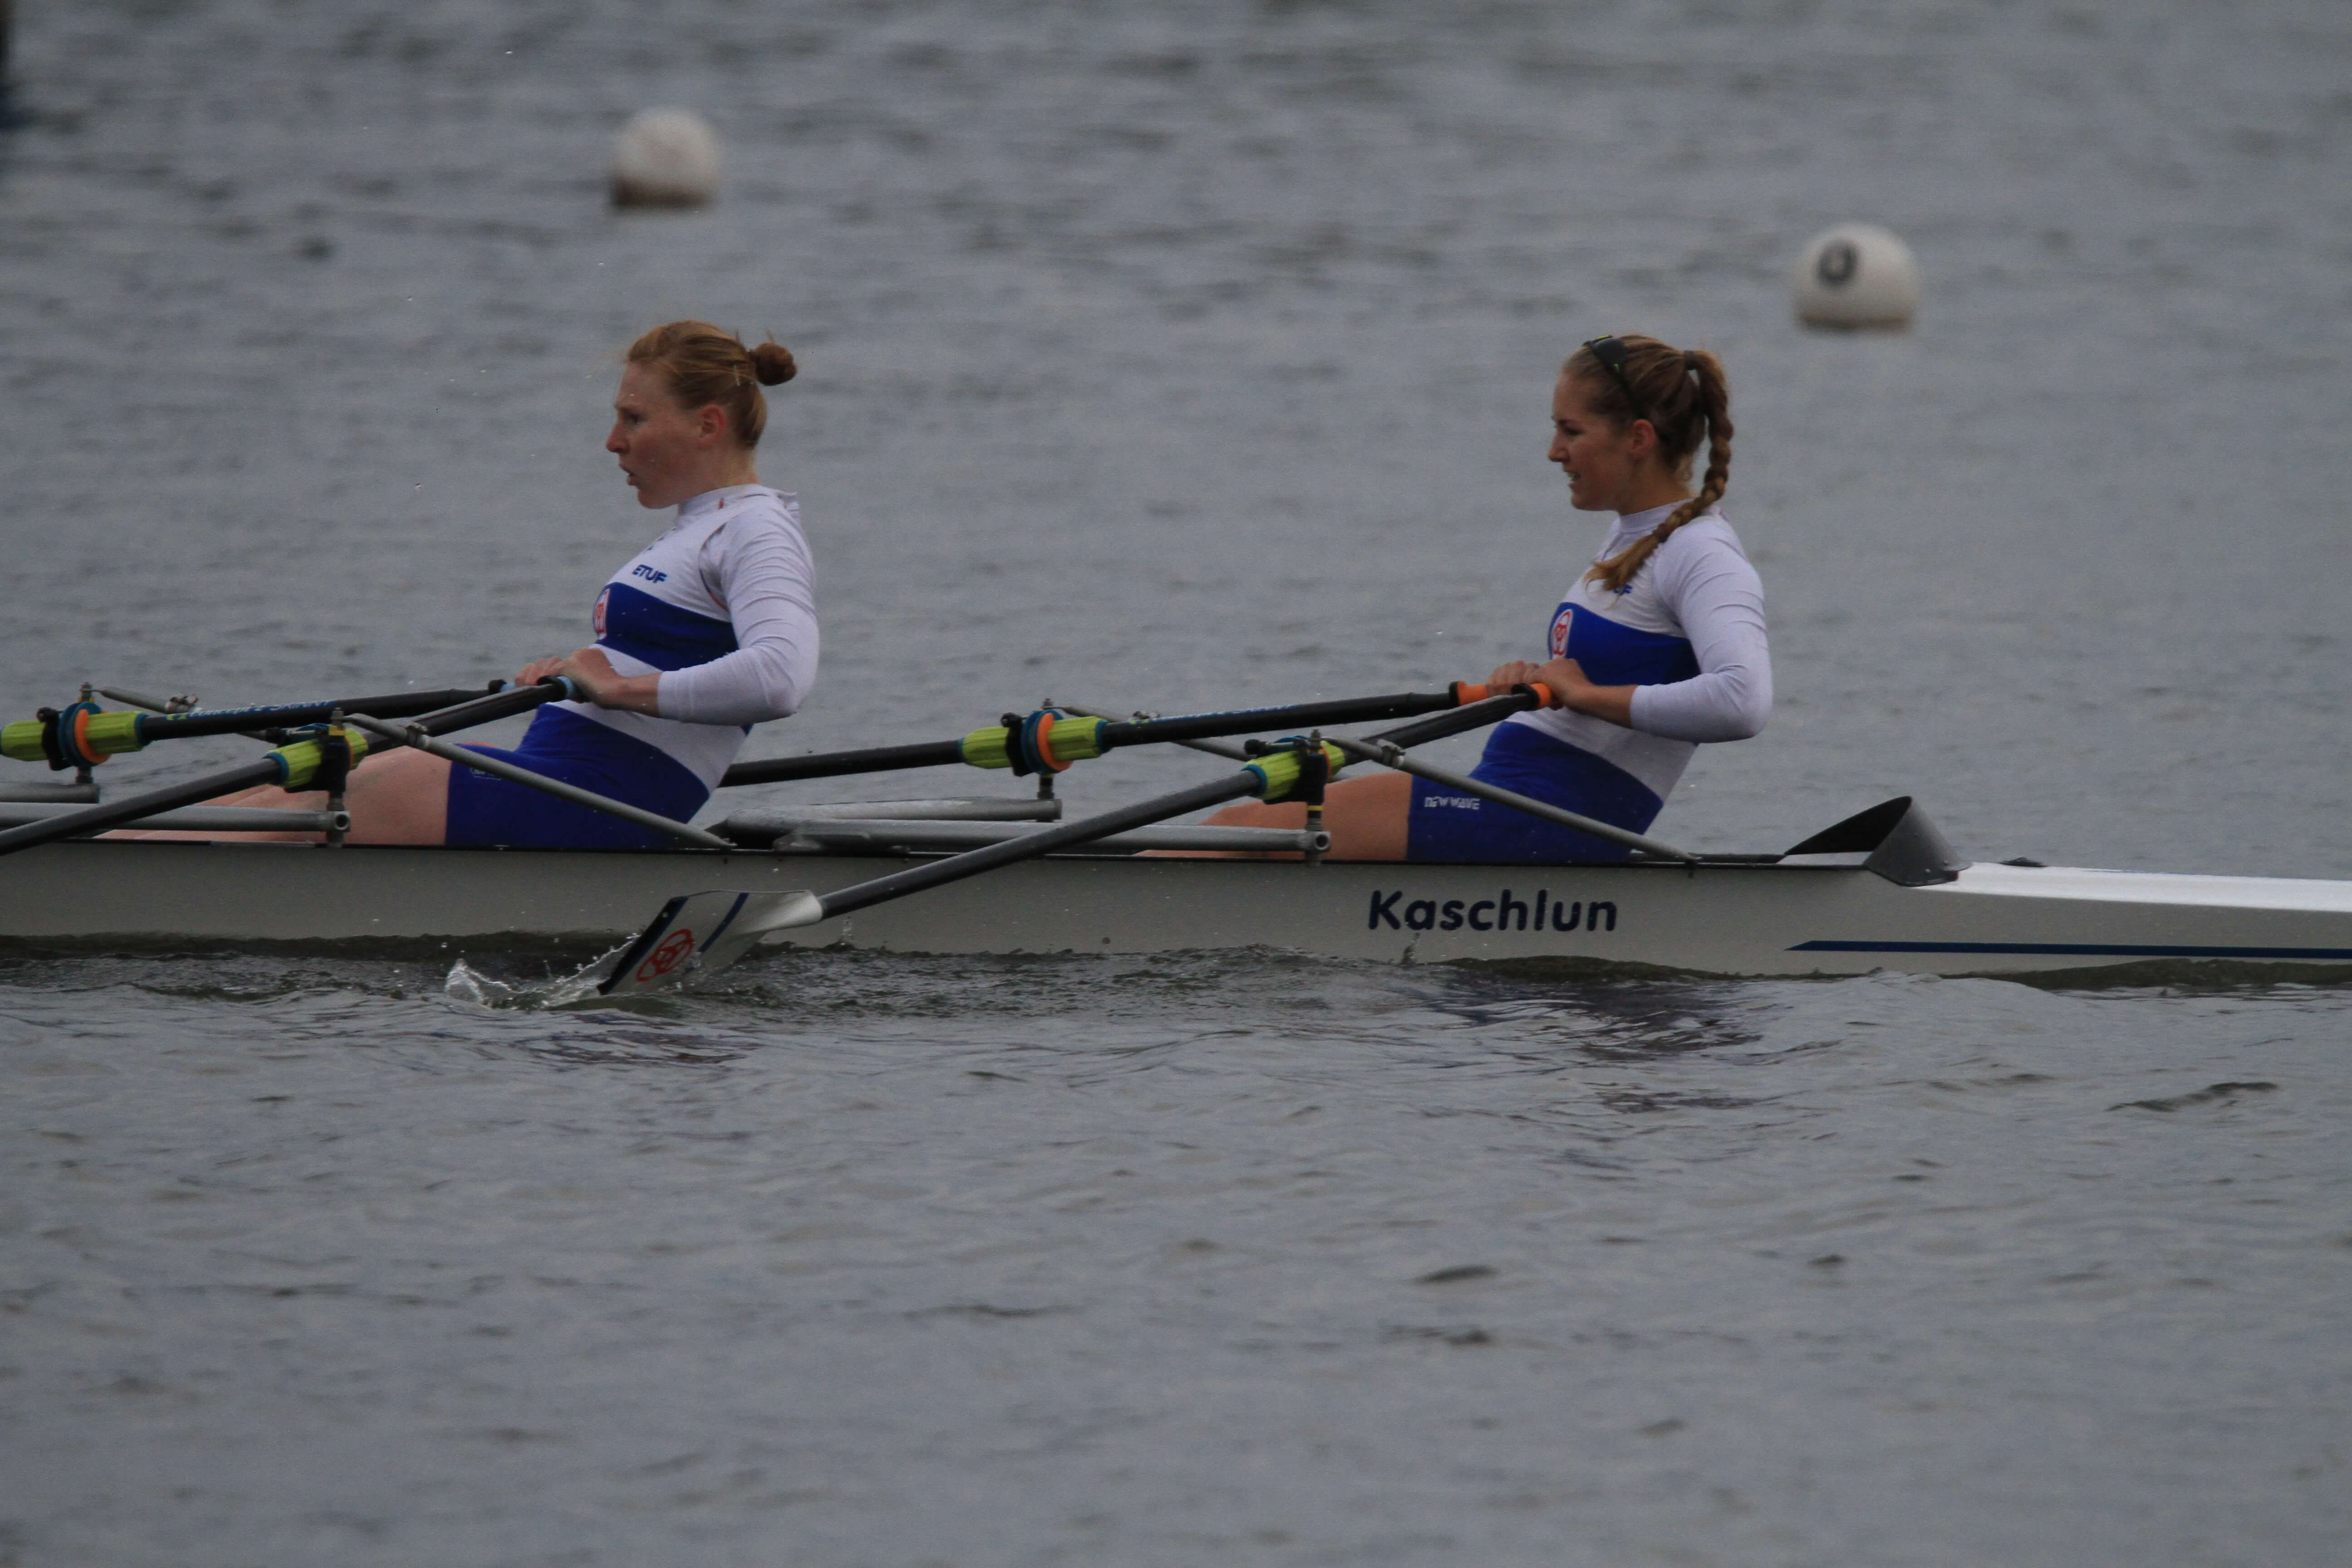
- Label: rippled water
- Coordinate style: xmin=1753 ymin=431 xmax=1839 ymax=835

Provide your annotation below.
xmin=4 ymin=1 xmax=2350 ymax=1563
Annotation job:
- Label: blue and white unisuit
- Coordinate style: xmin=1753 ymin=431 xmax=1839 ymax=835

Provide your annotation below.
xmin=446 ymin=485 xmax=818 ymax=849
xmin=1406 ymin=501 xmax=1771 ymax=863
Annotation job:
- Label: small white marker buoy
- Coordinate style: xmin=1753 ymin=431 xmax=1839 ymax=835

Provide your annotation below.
xmin=1792 ymin=223 xmax=1920 ymax=331
xmin=610 ymin=109 xmax=721 ymax=210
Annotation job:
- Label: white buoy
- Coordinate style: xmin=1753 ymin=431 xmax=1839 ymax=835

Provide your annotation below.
xmin=610 ymin=109 xmax=721 ymax=210
xmin=1792 ymin=223 xmax=1920 ymax=330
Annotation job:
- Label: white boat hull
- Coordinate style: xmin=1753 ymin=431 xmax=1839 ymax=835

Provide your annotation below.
xmin=4 ymin=839 xmax=2349 ymax=978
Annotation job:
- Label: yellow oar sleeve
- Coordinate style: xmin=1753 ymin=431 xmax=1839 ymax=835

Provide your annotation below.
xmin=958 ymin=713 xmax=1107 ymax=774
xmin=2 ymin=709 xmax=146 ymax=765
xmin=1245 ymin=742 xmax=1347 ymax=803
xmin=268 ymin=730 xmax=372 ymax=790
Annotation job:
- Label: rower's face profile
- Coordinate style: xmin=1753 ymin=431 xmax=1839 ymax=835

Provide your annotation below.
xmin=606 ymin=362 xmax=730 ymax=509
xmin=1548 ymin=372 xmax=1653 ymax=513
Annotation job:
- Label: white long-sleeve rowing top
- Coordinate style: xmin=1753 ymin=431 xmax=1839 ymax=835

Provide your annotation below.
xmin=555 ymin=484 xmax=819 ymax=788
xmin=1508 ymin=501 xmax=1771 ymax=802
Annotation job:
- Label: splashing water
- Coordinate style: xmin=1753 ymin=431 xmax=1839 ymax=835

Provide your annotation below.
xmin=443 ymin=947 xmax=627 ymax=1009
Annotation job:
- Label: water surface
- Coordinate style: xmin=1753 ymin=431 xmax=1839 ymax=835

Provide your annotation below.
xmin=2 ymin=1 xmax=2349 ymax=1562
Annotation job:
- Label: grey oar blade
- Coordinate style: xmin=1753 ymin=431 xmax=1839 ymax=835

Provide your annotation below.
xmin=598 ymin=889 xmax=825 ymax=996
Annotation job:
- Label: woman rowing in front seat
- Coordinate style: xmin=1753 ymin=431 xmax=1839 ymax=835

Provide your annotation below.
xmin=134 ymin=320 xmax=818 ymax=847
xmin=1212 ymin=333 xmax=1769 ymax=860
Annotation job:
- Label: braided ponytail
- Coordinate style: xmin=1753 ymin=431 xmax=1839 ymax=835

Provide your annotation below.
xmin=1570 ymin=337 xmax=1733 ymax=593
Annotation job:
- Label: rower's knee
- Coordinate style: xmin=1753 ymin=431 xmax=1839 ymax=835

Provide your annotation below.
xmin=340 ymin=748 xmax=454 ymax=845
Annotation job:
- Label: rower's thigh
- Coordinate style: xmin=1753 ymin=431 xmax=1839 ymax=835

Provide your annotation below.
xmin=1204 ymin=770 xmax=1410 ymax=860
xmin=341 ymin=746 xmax=453 ymax=845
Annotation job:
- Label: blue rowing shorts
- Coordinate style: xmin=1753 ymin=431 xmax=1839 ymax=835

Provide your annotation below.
xmin=1404 ymin=722 xmax=1662 ymax=865
xmin=443 ymin=706 xmax=710 ymax=851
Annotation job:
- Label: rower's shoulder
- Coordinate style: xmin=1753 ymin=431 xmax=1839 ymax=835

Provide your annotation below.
xmin=1656 ymin=511 xmax=1750 ymax=564
xmin=699 ymin=490 xmax=813 ymax=593
xmin=714 ymin=485 xmax=800 ymax=520
xmin=703 ymin=488 xmax=806 ymax=542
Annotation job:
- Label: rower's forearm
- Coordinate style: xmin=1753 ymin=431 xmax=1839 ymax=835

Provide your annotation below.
xmin=594 ymin=672 xmax=666 ymax=715
xmin=1564 ymin=684 xmax=1637 ymax=727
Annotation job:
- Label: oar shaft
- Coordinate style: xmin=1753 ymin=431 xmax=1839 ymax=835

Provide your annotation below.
xmin=815 ymin=774 xmax=1258 ymax=921
xmin=1059 ymin=695 xmax=1535 ymax=758
xmin=717 ymin=690 xmax=1467 ymax=788
xmin=1098 ymin=691 xmax=1460 ymax=749
xmin=117 ymin=685 xmax=502 ymax=742
xmin=1358 ymin=692 xmax=1533 ymax=750
xmin=603 ymin=689 xmax=1550 ymax=990
xmin=719 ymin=738 xmax=967 ymax=787
xmin=402 ymin=681 xmax=569 ymax=736
xmin=0 ymin=679 xmax=575 ymax=860
xmin=810 ymin=691 xmax=1548 ymax=921
xmin=3 ymin=684 xmax=507 ymax=769
xmin=0 ymin=760 xmax=284 ymax=854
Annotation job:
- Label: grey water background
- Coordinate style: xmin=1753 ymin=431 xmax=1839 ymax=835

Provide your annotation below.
xmin=3 ymin=0 xmax=2350 ymax=1563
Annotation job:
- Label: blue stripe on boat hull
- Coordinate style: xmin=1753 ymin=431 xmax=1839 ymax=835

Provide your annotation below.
xmin=1791 ymin=941 xmax=2352 ymax=961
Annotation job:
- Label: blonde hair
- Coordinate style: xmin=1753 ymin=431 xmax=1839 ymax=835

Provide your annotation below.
xmin=625 ymin=320 xmax=796 ymax=448
xmin=1565 ymin=335 xmax=1732 ymax=593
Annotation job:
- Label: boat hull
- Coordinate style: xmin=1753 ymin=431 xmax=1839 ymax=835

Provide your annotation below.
xmin=4 ymin=840 xmax=2350 ymax=977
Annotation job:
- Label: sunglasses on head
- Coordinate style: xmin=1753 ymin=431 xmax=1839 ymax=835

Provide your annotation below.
xmin=1582 ymin=334 xmax=1645 ymax=418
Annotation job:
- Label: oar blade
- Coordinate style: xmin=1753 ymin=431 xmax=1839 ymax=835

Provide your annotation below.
xmin=597 ymin=889 xmax=825 ymax=996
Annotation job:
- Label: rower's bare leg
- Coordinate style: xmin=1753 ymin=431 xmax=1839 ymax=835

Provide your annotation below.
xmin=104 ymin=747 xmax=454 ymax=844
xmin=1196 ymin=770 xmax=1411 ymax=860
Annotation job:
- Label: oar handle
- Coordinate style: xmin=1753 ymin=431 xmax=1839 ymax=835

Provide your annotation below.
xmin=122 ymin=685 xmax=505 ymax=744
xmin=1447 ymin=680 xmax=1557 ymax=709
xmin=720 ymin=738 xmax=969 ymax=788
xmin=1366 ymin=689 xmax=1548 ymax=750
xmin=1096 ymin=691 xmax=1465 ymax=751
xmin=402 ymin=676 xmax=576 ymax=736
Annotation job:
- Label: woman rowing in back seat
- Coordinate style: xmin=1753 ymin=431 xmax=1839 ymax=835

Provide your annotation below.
xmin=1210 ymin=333 xmax=1769 ymax=861
xmin=122 ymin=320 xmax=819 ymax=847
